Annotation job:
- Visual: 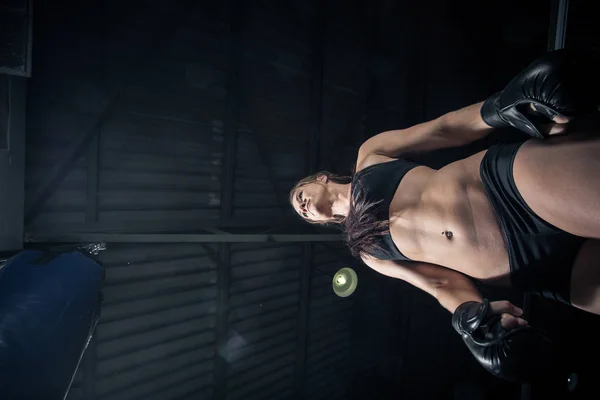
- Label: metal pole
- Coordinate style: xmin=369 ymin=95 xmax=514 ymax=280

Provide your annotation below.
xmin=25 ymin=233 xmax=342 ymax=243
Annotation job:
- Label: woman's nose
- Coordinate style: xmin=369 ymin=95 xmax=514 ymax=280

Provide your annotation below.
xmin=302 ymin=199 xmax=311 ymax=214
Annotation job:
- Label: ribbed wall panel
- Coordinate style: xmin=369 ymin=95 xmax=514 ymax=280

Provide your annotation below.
xmin=232 ymin=0 xmax=313 ymax=224
xmin=91 ymin=244 xmax=217 ymax=400
xmin=96 ymin=0 xmax=228 ymax=227
xmin=25 ymin=0 xmax=229 ymax=233
xmin=303 ymin=244 xmax=355 ymax=400
xmin=225 ymin=243 xmax=301 ymax=400
xmin=25 ymin=148 xmax=87 ymax=229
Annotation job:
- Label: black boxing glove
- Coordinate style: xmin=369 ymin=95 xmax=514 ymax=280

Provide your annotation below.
xmin=452 ymin=299 xmax=557 ymax=383
xmin=481 ymin=49 xmax=600 ymax=138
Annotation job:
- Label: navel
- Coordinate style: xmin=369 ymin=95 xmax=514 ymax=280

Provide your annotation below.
xmin=441 ymin=230 xmax=453 ymax=240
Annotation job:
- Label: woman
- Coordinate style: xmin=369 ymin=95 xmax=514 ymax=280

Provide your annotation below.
xmin=289 ymin=50 xmax=600 ymax=381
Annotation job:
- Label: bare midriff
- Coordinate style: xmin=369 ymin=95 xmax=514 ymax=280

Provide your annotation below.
xmin=387 ymin=150 xmax=511 ymax=284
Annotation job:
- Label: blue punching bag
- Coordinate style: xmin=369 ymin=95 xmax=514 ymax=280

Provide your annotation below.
xmin=0 ymin=249 xmax=104 ymax=399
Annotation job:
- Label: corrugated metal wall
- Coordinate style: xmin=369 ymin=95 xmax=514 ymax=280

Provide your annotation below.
xmin=25 ymin=1 xmax=382 ymax=399
xmin=304 ymin=244 xmax=354 ymax=400
xmin=233 ymin=0 xmax=312 ymax=220
xmin=225 ymin=243 xmax=302 ymax=400
xmin=319 ymin=2 xmax=369 ymax=174
xmin=26 ymin=0 xmax=229 ymax=230
xmin=95 ymin=244 xmax=218 ymax=400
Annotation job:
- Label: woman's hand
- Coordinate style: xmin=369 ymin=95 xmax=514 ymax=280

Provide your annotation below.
xmin=489 ymin=300 xmax=529 ymax=330
xmin=453 ymin=299 xmax=557 ymax=383
xmin=529 ymin=103 xmax=571 ymax=136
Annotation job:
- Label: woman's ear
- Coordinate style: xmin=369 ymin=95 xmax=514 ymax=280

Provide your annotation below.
xmin=317 ymin=174 xmax=328 ymax=183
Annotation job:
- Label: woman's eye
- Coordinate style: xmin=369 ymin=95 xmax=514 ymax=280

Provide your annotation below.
xmin=299 ymin=191 xmax=303 ymax=200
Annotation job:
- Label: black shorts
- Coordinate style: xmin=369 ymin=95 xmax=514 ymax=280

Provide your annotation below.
xmin=480 ymin=141 xmax=586 ymax=305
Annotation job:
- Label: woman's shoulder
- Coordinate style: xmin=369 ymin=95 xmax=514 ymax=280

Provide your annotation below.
xmin=355 ymin=153 xmax=398 ymax=174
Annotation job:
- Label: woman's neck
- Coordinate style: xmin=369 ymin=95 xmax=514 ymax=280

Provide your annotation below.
xmin=329 ymin=182 xmax=352 ymax=217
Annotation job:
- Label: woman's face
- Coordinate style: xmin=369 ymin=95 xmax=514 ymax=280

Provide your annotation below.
xmin=292 ymin=176 xmax=332 ymax=223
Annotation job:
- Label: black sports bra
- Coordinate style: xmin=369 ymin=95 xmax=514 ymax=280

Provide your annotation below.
xmin=351 ymin=158 xmax=421 ymax=261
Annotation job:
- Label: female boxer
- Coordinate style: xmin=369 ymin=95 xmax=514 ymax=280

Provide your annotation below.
xmin=289 ymin=50 xmax=600 ymax=382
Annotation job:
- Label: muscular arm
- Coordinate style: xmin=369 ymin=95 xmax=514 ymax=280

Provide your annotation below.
xmin=361 ymin=255 xmax=483 ymax=313
xmin=359 ymin=50 xmax=592 ymax=161
xmin=357 ymin=102 xmax=494 ymax=162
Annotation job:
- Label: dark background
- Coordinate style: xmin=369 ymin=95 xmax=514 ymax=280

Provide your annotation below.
xmin=9 ymin=0 xmax=600 ymax=399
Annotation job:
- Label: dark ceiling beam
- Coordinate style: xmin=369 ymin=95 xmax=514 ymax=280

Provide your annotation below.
xmin=323 ymin=85 xmax=372 ymax=172
xmin=343 ymin=3 xmax=382 ymax=398
xmin=219 ymin=2 xmax=243 ymax=227
xmin=24 ymin=0 xmax=199 ymax=226
xmin=295 ymin=242 xmax=315 ymax=400
xmin=253 ymin=134 xmax=292 ymax=216
xmin=361 ymin=0 xmax=383 ymax=142
xmin=83 ymin=136 xmax=100 ymax=400
xmin=27 ymin=218 xmax=310 ymax=234
xmin=24 ymin=232 xmax=341 ymax=243
xmin=295 ymin=1 xmax=327 ymax=399
xmin=215 ymin=0 xmax=244 ymax=399
xmin=323 ymin=0 xmax=386 ymax=173
xmin=85 ymin=130 xmax=101 ymax=225
xmin=306 ymin=12 xmax=325 ymax=175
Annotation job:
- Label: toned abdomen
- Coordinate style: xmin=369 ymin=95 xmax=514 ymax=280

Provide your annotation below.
xmin=388 ymin=150 xmax=512 ymax=283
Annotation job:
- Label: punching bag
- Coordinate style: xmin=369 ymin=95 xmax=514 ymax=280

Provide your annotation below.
xmin=0 ymin=249 xmax=104 ymax=399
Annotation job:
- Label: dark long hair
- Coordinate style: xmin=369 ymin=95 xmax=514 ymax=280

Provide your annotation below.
xmin=290 ymin=169 xmax=390 ymax=259
xmin=343 ymin=175 xmax=390 ymax=259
